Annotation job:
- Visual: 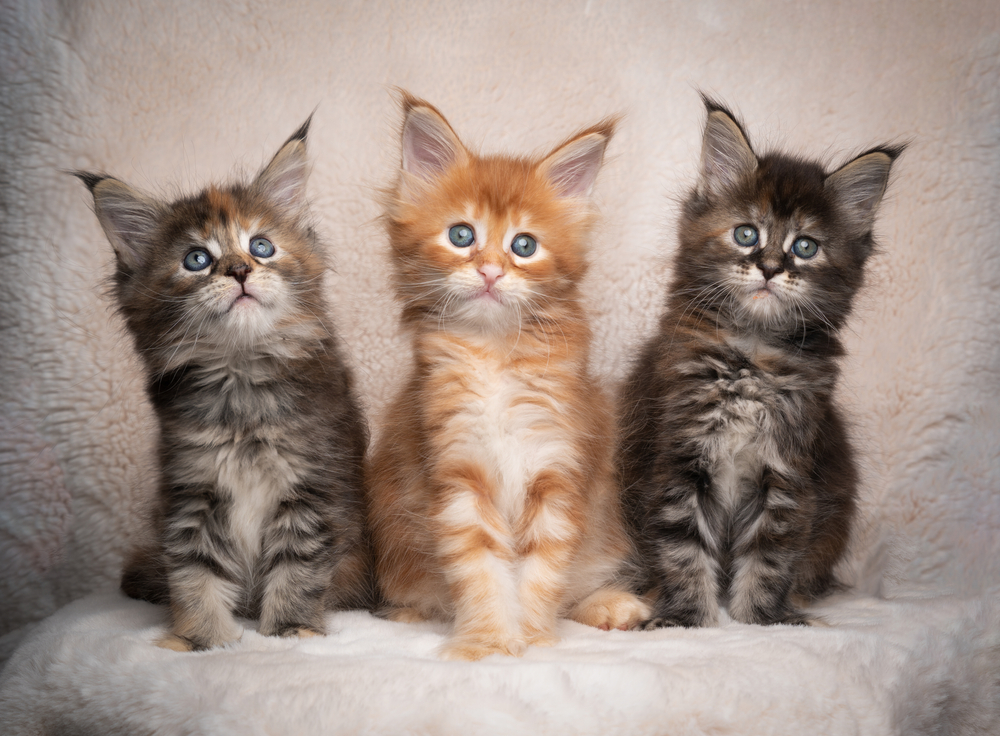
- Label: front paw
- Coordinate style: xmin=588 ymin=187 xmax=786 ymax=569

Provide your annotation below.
xmin=273 ymin=625 xmax=325 ymax=639
xmin=439 ymin=635 xmax=527 ymax=661
xmin=637 ymin=616 xmax=702 ymax=630
xmin=155 ymin=627 xmax=242 ymax=651
xmin=571 ymin=588 xmax=652 ymax=631
xmin=381 ymin=606 xmax=432 ymax=624
xmin=155 ymin=633 xmax=199 ymax=652
xmin=524 ymin=628 xmax=559 ymax=648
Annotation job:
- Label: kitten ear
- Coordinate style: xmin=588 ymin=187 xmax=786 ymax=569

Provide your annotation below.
xmin=255 ymin=117 xmax=312 ymax=215
xmin=825 ymin=146 xmax=903 ymax=227
xmin=538 ymin=120 xmax=615 ymax=198
xmin=75 ymin=172 xmax=161 ymax=270
xmin=698 ymin=98 xmax=757 ymax=197
xmin=400 ymin=95 xmax=467 ymax=180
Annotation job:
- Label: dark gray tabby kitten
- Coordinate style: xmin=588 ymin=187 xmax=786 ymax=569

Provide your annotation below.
xmin=619 ymin=98 xmax=902 ymax=627
xmin=77 ymin=120 xmax=374 ymax=650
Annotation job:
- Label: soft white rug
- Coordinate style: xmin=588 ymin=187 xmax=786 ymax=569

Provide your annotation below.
xmin=2 ymin=590 xmax=998 ymax=735
xmin=2 ymin=0 xmax=999 ymax=732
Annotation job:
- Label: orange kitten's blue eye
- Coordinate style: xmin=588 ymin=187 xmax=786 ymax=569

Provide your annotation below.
xmin=183 ymin=249 xmax=212 ymax=271
xmin=510 ymin=233 xmax=537 ymax=258
xmin=791 ymin=237 xmax=819 ymax=259
xmin=250 ymin=237 xmax=275 ymax=258
xmin=448 ymin=224 xmax=475 ymax=248
xmin=733 ymin=225 xmax=759 ymax=247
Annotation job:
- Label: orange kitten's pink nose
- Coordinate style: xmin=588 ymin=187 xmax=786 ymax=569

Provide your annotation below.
xmin=478 ymin=264 xmax=504 ymax=287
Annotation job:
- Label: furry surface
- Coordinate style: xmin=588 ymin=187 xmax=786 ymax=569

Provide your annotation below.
xmin=1 ymin=592 xmax=998 ymax=735
xmin=2 ymin=0 xmax=999 ymax=732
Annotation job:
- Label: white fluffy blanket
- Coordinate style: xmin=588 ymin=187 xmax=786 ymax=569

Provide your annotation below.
xmin=2 ymin=0 xmax=1000 ymax=733
xmin=1 ymin=591 xmax=998 ymax=735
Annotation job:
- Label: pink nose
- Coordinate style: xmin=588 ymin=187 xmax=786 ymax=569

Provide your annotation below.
xmin=478 ymin=263 xmax=504 ymax=287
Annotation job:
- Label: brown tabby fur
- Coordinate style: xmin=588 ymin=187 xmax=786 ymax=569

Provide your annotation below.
xmin=78 ymin=120 xmax=373 ymax=650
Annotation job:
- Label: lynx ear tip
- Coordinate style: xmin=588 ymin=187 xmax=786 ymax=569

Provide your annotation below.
xmin=69 ymin=170 xmax=109 ymax=193
xmin=287 ymin=113 xmax=315 ymax=146
xmin=699 ymin=92 xmax=726 ymax=114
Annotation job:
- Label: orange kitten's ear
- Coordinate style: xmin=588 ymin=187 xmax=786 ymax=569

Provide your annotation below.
xmin=400 ymin=95 xmax=467 ymax=180
xmin=76 ymin=173 xmax=161 ymax=271
xmin=698 ymin=96 xmax=757 ymax=198
xmin=255 ymin=117 xmax=312 ymax=215
xmin=538 ymin=120 xmax=615 ymax=198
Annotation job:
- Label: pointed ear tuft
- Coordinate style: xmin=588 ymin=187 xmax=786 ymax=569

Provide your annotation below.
xmin=287 ymin=113 xmax=313 ymax=144
xmin=539 ymin=119 xmax=615 ymax=198
xmin=825 ymin=145 xmax=904 ymax=226
xmin=71 ymin=170 xmax=109 ymax=193
xmin=400 ymin=95 xmax=467 ymax=181
xmin=698 ymin=99 xmax=757 ymax=197
xmin=255 ymin=121 xmax=312 ymax=215
xmin=84 ymin=176 xmax=161 ymax=271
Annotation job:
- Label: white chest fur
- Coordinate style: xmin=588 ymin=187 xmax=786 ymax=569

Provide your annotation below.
xmin=444 ymin=360 xmax=577 ymax=528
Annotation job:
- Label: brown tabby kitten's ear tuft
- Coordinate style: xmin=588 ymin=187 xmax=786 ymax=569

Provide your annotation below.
xmin=825 ymin=145 xmax=905 ymax=229
xmin=72 ymin=170 xmax=107 ymax=193
xmin=254 ymin=117 xmax=313 ymax=216
xmin=538 ymin=118 xmax=617 ymax=198
xmin=698 ymin=96 xmax=758 ymax=198
xmin=399 ymin=92 xmax=468 ymax=182
xmin=77 ymin=174 xmax=161 ymax=271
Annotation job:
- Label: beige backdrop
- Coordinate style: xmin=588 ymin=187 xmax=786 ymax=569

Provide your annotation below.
xmin=2 ymin=0 xmax=999 ymax=666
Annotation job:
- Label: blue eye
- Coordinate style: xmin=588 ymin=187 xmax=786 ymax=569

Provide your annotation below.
xmin=733 ymin=225 xmax=759 ymax=247
xmin=250 ymin=237 xmax=275 ymax=258
xmin=791 ymin=237 xmax=819 ymax=259
xmin=448 ymin=224 xmax=475 ymax=248
xmin=510 ymin=233 xmax=537 ymax=258
xmin=183 ymin=249 xmax=212 ymax=271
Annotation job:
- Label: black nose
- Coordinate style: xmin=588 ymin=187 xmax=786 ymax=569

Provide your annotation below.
xmin=758 ymin=263 xmax=784 ymax=281
xmin=226 ymin=263 xmax=251 ymax=284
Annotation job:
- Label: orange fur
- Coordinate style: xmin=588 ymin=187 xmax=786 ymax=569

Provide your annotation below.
xmin=368 ymin=95 xmax=648 ymax=660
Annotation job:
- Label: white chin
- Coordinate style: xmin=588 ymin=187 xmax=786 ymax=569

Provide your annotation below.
xmin=744 ymin=291 xmax=787 ymax=317
xmin=456 ymin=298 xmax=514 ymax=326
xmin=226 ymin=303 xmax=277 ymax=337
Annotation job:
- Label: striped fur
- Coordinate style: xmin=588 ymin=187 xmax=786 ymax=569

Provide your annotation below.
xmin=620 ymin=98 xmax=902 ymax=628
xmin=79 ymin=120 xmax=373 ymax=651
xmin=368 ymin=94 xmax=648 ymax=661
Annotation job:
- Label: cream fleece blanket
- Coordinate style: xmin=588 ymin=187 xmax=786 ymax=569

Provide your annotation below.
xmin=2 ymin=0 xmax=999 ymax=733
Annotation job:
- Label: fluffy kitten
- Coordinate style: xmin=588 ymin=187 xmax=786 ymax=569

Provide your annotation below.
xmin=367 ymin=94 xmax=649 ymax=661
xmin=78 ymin=120 xmax=373 ymax=650
xmin=619 ymin=98 xmax=902 ymax=627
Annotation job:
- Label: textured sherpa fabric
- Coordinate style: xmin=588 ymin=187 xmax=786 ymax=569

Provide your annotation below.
xmin=1 ymin=0 xmax=999 ymax=733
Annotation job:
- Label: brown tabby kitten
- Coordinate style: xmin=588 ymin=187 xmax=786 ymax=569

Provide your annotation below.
xmin=367 ymin=94 xmax=649 ymax=661
xmin=619 ymin=98 xmax=902 ymax=628
xmin=77 ymin=120 xmax=373 ymax=650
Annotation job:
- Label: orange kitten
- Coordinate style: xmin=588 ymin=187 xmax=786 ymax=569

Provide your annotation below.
xmin=367 ymin=94 xmax=649 ymax=661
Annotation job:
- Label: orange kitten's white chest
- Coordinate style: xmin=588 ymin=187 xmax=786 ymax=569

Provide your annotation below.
xmin=425 ymin=336 xmax=578 ymax=527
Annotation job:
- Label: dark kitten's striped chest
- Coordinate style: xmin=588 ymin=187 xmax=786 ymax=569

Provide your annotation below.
xmin=678 ymin=337 xmax=829 ymax=509
xmin=150 ymin=362 xmax=300 ymax=430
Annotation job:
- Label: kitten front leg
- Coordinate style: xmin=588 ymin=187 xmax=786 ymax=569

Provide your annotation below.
xmin=435 ymin=467 xmax=523 ymax=661
xmin=516 ymin=470 xmax=583 ymax=646
xmin=158 ymin=486 xmax=242 ymax=650
xmin=258 ymin=494 xmax=331 ymax=638
xmin=642 ymin=478 xmax=722 ymax=629
xmin=728 ymin=469 xmax=812 ymax=626
xmin=161 ymin=565 xmax=243 ymax=651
